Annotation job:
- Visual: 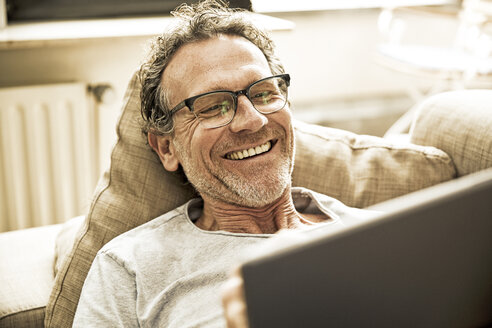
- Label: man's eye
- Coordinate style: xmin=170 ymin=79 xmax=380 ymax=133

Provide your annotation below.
xmin=201 ymin=105 xmax=220 ymax=114
xmin=200 ymin=101 xmax=231 ymax=116
xmin=252 ymin=91 xmax=274 ymax=105
xmin=252 ymin=91 xmax=271 ymax=99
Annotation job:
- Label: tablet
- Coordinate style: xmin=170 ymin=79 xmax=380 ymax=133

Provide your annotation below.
xmin=242 ymin=169 xmax=492 ymax=328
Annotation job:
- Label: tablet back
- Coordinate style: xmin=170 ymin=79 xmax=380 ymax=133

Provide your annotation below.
xmin=242 ymin=169 xmax=492 ymax=328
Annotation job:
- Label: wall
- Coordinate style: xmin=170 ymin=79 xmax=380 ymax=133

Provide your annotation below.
xmin=270 ymin=9 xmax=456 ymax=103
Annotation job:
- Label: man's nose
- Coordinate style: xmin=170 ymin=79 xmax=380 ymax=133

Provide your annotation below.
xmin=228 ymin=95 xmax=268 ymax=133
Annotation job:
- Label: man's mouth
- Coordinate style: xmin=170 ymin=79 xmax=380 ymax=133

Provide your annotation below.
xmin=225 ymin=140 xmax=274 ymax=160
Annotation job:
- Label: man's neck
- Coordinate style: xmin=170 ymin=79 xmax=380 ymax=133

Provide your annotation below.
xmin=195 ymin=187 xmax=319 ymax=234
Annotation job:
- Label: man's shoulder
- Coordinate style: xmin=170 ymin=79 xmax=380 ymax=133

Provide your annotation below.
xmin=97 ymin=201 xmax=192 ymax=259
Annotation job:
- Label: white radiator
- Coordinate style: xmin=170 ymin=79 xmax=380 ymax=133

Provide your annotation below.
xmin=0 ymin=83 xmax=100 ymax=232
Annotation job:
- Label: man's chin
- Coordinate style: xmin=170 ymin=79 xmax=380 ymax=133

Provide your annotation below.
xmin=218 ymin=159 xmax=293 ymax=207
xmin=217 ymin=176 xmax=291 ymax=208
xmin=228 ymin=190 xmax=284 ymax=208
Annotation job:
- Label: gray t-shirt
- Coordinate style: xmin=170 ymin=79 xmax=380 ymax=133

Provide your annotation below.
xmin=73 ymin=187 xmax=374 ymax=327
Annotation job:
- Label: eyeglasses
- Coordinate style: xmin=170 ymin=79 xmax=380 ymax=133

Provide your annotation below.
xmin=168 ymin=74 xmax=290 ymax=129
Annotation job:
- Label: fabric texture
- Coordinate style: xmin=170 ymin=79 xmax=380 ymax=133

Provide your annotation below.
xmin=410 ymin=89 xmax=492 ymax=177
xmin=72 ymin=188 xmax=374 ymax=328
xmin=53 ymin=216 xmax=85 ymax=276
xmin=292 ymin=121 xmax=455 ymax=207
xmin=45 ymin=71 xmax=455 ymax=327
xmin=0 ymin=224 xmax=62 ymax=328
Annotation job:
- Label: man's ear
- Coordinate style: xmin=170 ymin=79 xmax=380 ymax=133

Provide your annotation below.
xmin=148 ymin=133 xmax=180 ymax=172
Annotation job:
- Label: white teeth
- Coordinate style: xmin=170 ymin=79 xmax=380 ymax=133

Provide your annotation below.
xmin=226 ymin=141 xmax=272 ymax=160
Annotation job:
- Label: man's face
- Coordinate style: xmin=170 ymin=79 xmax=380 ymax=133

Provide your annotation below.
xmin=160 ymin=35 xmax=294 ymax=208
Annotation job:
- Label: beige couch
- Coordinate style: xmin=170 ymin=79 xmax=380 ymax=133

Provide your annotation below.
xmin=1 ymin=72 xmax=491 ymax=327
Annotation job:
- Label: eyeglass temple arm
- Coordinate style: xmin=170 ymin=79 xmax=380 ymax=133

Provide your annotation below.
xmin=169 ymin=100 xmax=188 ymax=116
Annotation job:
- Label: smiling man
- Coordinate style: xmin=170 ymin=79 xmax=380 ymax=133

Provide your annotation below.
xmin=150 ymin=34 xmax=318 ymax=234
xmin=73 ymin=1 xmax=373 ymax=327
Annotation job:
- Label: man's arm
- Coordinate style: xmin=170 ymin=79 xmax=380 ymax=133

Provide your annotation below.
xmin=73 ymin=251 xmax=139 ymax=327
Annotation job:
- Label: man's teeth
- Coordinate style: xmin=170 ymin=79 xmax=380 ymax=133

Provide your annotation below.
xmin=226 ymin=141 xmax=272 ymax=160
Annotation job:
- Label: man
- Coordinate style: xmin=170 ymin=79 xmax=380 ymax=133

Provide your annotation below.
xmin=73 ymin=1 xmax=372 ymax=327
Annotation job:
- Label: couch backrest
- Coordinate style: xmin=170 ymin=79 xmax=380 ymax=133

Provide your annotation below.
xmin=410 ymin=89 xmax=492 ymax=176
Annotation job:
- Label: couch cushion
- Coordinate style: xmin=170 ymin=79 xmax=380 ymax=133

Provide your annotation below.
xmin=0 ymin=224 xmax=62 ymax=328
xmin=53 ymin=216 xmax=85 ymax=276
xmin=293 ymin=121 xmax=456 ymax=207
xmin=410 ymin=90 xmax=492 ymax=176
xmin=45 ymin=71 xmax=456 ymax=327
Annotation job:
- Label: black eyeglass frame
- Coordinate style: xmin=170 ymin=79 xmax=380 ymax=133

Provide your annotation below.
xmin=167 ymin=73 xmax=291 ymax=128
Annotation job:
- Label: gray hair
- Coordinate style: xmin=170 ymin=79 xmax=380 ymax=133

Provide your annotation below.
xmin=140 ymin=0 xmax=285 ymax=136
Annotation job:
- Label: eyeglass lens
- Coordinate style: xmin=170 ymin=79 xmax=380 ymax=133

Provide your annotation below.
xmin=193 ymin=76 xmax=288 ymax=128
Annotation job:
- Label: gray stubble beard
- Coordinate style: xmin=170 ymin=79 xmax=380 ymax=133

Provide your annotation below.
xmin=175 ymin=133 xmax=295 ymax=208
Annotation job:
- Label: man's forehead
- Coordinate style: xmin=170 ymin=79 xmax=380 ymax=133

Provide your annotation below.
xmin=169 ymin=35 xmax=265 ymax=70
xmin=162 ymin=35 xmax=270 ymax=101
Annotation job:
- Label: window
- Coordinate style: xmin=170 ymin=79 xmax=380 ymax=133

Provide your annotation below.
xmin=6 ymin=0 xmax=251 ymax=22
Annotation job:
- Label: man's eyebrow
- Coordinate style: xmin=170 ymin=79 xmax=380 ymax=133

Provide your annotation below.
xmin=204 ymin=82 xmax=232 ymax=92
xmin=203 ymin=77 xmax=262 ymax=93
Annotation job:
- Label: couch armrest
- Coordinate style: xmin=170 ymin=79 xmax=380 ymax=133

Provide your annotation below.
xmin=0 ymin=224 xmax=62 ymax=327
xmin=410 ymin=90 xmax=492 ymax=176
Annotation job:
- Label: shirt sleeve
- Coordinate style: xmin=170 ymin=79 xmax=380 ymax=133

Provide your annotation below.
xmin=73 ymin=251 xmax=140 ymax=327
